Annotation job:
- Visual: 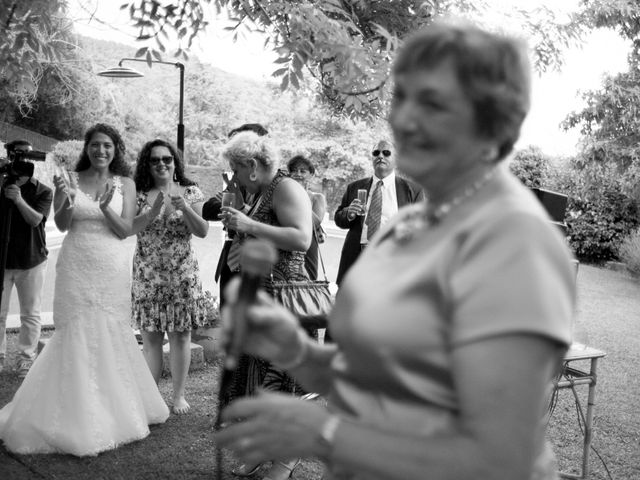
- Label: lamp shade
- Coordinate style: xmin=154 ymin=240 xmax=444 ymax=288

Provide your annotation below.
xmin=97 ymin=66 xmax=144 ymax=78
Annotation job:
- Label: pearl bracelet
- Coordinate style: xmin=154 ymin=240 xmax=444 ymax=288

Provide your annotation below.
xmin=275 ymin=329 xmax=308 ymax=370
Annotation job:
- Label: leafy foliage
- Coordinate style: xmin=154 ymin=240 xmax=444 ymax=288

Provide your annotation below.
xmin=0 ymin=1 xmax=83 ymax=115
xmin=555 ymin=0 xmax=640 ymax=261
xmin=118 ymin=0 xmax=585 ymax=120
xmin=545 ymin=160 xmax=640 ymax=263
xmin=508 ymin=145 xmax=551 ymax=188
xmin=618 ymin=228 xmax=640 ymax=276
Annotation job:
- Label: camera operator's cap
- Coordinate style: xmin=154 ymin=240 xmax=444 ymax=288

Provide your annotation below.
xmin=5 ymin=139 xmax=33 ymax=153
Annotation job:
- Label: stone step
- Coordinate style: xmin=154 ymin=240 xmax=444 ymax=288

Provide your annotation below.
xmin=37 ymin=337 xmax=205 ymax=374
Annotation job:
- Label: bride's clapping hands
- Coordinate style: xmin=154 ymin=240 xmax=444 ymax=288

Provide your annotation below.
xmin=98 ymin=181 xmax=115 ymax=211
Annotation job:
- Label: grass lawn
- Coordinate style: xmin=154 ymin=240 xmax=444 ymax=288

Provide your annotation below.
xmin=1 ymin=264 xmax=639 ymax=479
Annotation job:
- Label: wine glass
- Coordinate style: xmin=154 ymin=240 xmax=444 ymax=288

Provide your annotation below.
xmin=357 ymin=189 xmax=368 ymax=216
xmin=54 ymin=164 xmax=72 ymax=203
xmin=221 ymin=192 xmax=235 ymax=240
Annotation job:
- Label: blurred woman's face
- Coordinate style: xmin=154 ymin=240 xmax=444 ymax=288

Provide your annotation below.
xmin=148 ymin=145 xmax=175 ymax=185
xmin=289 ymin=162 xmax=312 ymax=186
xmin=87 ymin=132 xmax=115 ymax=170
xmin=389 ymin=58 xmax=493 ymax=191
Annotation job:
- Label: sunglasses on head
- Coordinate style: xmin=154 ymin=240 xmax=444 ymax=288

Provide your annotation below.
xmin=372 ymin=149 xmax=391 ymax=157
xmin=149 ymin=156 xmax=174 ymax=166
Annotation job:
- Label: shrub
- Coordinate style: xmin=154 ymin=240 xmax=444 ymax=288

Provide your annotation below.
xmin=549 ymin=161 xmax=640 ymax=263
xmin=509 ymin=145 xmax=550 ymax=188
xmin=618 ymin=229 xmax=640 ymax=276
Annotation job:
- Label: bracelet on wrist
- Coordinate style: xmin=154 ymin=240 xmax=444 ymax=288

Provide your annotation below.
xmin=275 ymin=329 xmax=308 ymax=370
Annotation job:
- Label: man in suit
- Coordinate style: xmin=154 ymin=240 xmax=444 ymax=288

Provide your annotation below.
xmin=201 ymin=123 xmax=268 ymax=308
xmin=334 ymin=139 xmax=424 ymax=285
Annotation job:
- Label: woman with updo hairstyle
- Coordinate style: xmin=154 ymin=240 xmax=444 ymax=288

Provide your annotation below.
xmin=131 ymin=139 xmax=210 ymax=415
xmin=219 ymin=130 xmax=313 ymax=479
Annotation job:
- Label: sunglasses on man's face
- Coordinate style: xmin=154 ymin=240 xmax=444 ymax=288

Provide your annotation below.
xmin=372 ymin=150 xmax=391 ymax=157
xmin=149 ymin=156 xmax=174 ymax=166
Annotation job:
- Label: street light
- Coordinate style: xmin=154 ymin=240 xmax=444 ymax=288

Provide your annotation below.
xmin=97 ymin=58 xmax=185 ymax=156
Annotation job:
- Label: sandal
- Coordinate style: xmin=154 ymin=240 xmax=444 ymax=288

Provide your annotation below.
xmin=261 ymin=459 xmax=300 ymax=480
xmin=232 ymin=462 xmax=262 ymax=477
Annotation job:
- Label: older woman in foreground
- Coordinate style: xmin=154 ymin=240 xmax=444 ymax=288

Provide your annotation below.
xmin=217 ymin=19 xmax=575 ymax=480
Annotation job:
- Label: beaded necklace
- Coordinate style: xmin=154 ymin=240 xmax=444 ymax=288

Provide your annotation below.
xmin=392 ymin=168 xmax=497 ymax=243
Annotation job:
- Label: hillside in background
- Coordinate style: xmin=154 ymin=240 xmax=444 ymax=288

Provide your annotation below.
xmin=44 ymin=35 xmax=391 ymax=214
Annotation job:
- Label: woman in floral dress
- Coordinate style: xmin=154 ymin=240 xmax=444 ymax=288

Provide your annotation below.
xmin=131 ymin=139 xmax=210 ymax=414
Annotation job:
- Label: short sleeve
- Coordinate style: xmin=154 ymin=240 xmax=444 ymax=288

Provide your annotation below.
xmin=34 ymin=184 xmax=53 ymax=218
xmin=450 ymin=211 xmax=575 ymax=347
xmin=184 ymin=185 xmax=204 ymax=205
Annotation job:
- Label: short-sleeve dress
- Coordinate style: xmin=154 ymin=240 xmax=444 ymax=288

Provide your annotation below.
xmin=325 ymin=165 xmax=575 ymax=480
xmin=132 ymin=185 xmax=211 ymax=332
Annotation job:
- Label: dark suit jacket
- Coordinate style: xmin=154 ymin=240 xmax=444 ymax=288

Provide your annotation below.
xmin=334 ymin=175 xmax=424 ymax=285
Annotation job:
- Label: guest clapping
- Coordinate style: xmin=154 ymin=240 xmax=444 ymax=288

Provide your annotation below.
xmin=217 ymin=19 xmax=575 ymax=480
xmin=131 ymin=139 xmax=210 ymax=414
xmin=287 ymin=155 xmax=327 ymax=280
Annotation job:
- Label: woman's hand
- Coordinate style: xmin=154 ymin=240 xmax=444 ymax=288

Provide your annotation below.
xmin=217 ymin=392 xmax=332 ymax=465
xmin=53 ymin=173 xmax=76 ymax=204
xmin=221 ymin=277 xmax=303 ymax=366
xmin=148 ymin=191 xmax=165 ymax=220
xmin=169 ymin=193 xmax=188 ymax=212
xmin=221 ymin=206 xmax=255 ymax=235
xmin=98 ymin=181 xmax=115 ymax=211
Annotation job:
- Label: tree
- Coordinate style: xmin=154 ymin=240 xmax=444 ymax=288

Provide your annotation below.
xmin=0 ymin=1 xmax=80 ymax=116
xmin=117 ymin=1 xmax=586 ymax=119
xmin=561 ymin=0 xmax=640 ymax=194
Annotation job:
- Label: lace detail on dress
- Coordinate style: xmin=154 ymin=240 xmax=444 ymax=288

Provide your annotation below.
xmin=0 ymin=173 xmax=169 ymax=456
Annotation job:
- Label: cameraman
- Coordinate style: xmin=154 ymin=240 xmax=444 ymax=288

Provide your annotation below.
xmin=0 ymin=140 xmax=52 ymax=377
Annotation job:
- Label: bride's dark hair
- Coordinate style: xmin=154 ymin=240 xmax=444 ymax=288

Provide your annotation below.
xmin=75 ymin=123 xmax=130 ymax=176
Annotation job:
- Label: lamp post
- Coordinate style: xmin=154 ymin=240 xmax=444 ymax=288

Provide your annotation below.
xmin=97 ymin=58 xmax=185 ymax=156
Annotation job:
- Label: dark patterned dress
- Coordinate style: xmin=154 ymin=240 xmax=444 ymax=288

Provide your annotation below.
xmin=221 ymin=170 xmax=310 ymax=406
xmin=131 ymin=186 xmax=211 ymax=332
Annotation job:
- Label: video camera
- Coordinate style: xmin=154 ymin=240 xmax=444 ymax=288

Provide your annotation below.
xmin=0 ymin=147 xmax=47 ymax=186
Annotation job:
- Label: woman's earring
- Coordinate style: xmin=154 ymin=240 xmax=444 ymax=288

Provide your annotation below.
xmin=173 ymin=172 xmax=178 ymax=181
xmin=249 ymin=172 xmax=257 ymax=182
xmin=481 ymin=146 xmax=498 ymax=164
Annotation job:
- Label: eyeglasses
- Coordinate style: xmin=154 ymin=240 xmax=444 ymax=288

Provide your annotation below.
xmin=372 ymin=150 xmax=391 ymax=157
xmin=149 ymin=156 xmax=174 ymax=166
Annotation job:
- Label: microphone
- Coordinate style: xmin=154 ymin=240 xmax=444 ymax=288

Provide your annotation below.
xmin=224 ymin=238 xmax=278 ymax=370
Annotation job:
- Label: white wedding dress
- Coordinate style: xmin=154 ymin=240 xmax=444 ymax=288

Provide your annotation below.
xmin=0 ymin=176 xmax=169 ymax=456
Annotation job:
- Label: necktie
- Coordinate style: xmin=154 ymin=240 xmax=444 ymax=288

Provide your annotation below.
xmin=365 ymin=180 xmax=384 ymax=241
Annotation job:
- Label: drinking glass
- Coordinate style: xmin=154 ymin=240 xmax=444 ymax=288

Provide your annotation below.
xmin=357 ymin=189 xmax=367 ymax=215
xmin=221 ymin=192 xmax=235 ymax=239
xmin=221 ymin=191 xmax=235 ymax=208
xmin=55 ymin=164 xmax=72 ymax=202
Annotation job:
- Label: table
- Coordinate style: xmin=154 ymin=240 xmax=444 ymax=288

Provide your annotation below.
xmin=555 ymin=343 xmax=606 ymax=479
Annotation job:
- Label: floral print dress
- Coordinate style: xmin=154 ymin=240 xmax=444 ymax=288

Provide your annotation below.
xmin=131 ymin=186 xmax=212 ymax=332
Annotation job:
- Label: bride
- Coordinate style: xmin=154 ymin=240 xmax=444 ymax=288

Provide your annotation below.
xmin=0 ymin=123 xmax=169 ymax=456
